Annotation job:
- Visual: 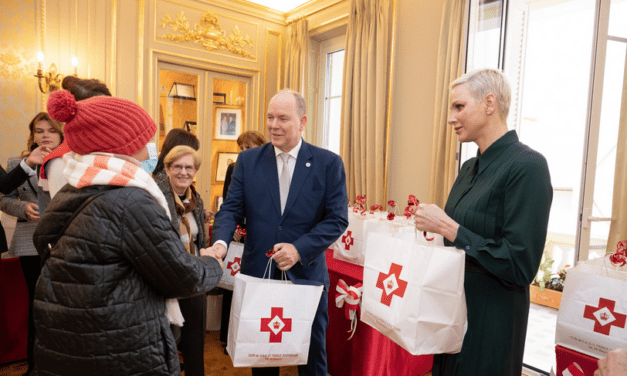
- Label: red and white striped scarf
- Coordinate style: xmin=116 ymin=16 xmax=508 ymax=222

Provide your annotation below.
xmin=62 ymin=151 xmax=184 ymax=326
xmin=63 ymin=152 xmax=171 ymax=220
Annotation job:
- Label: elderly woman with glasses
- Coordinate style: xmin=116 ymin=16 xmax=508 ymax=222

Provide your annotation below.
xmin=158 ymin=145 xmax=210 ymax=376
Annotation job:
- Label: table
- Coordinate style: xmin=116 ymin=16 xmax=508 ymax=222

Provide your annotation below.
xmin=0 ymin=257 xmax=28 ymax=364
xmin=326 ymin=250 xmax=433 ymax=376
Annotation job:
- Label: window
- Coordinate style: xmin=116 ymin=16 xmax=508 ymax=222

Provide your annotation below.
xmin=318 ymin=35 xmax=346 ymax=155
xmin=463 ymin=0 xmax=627 ymax=372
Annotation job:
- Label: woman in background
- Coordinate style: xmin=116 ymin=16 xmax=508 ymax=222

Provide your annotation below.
xmin=414 ymin=68 xmax=553 ymax=376
xmin=0 ymin=112 xmax=63 ymax=375
xmin=218 ymin=130 xmax=266 ymax=350
xmin=158 ymin=145 xmax=210 ymax=376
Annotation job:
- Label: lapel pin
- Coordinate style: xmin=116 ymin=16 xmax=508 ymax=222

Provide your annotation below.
xmin=306 ymin=162 xmax=311 ymax=167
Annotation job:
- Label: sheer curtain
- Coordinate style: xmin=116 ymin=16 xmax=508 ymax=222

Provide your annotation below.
xmin=283 ymin=18 xmax=309 ymax=94
xmin=607 ymin=58 xmax=627 ymax=252
xmin=339 ymin=0 xmax=394 ymax=206
xmin=428 ymin=0 xmax=466 ymax=208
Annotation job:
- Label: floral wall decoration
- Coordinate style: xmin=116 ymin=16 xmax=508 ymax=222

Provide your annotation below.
xmin=158 ymin=11 xmax=256 ymax=59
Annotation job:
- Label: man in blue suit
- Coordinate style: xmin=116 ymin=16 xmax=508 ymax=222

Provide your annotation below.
xmin=210 ymin=89 xmax=348 ymax=376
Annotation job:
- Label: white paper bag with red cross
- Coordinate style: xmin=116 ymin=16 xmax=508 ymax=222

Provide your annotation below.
xmin=330 ymin=211 xmax=377 ymax=266
xmin=217 ymin=242 xmax=245 ymax=291
xmin=556 ymin=257 xmax=627 ymax=359
xmin=360 ymin=231 xmax=467 ymax=355
xmin=226 ymin=273 xmax=324 ymax=367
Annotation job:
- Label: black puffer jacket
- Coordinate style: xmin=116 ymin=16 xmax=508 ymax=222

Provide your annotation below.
xmin=32 ymin=185 xmax=223 ymax=376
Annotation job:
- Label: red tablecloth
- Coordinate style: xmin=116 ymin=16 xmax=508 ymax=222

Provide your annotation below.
xmin=0 ymin=258 xmax=28 ymax=364
xmin=326 ymin=250 xmax=433 ymax=376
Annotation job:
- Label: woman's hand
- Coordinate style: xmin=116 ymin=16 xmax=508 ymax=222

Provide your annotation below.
xmin=233 ymin=232 xmax=242 ymax=242
xmin=25 ymin=145 xmax=51 ymax=168
xmin=204 ymin=209 xmax=215 ymax=223
xmin=413 ymin=203 xmax=459 ymax=243
xmin=594 ymin=348 xmax=627 ymax=376
xmin=24 ymin=203 xmax=40 ymax=222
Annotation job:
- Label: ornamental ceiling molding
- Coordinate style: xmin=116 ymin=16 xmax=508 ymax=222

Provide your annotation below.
xmin=158 ymin=11 xmax=256 ymax=59
xmin=0 ymin=51 xmax=32 ymax=80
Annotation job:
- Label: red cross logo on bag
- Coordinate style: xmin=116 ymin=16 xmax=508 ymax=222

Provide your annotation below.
xmin=227 ymin=257 xmax=241 ymax=276
xmin=583 ymin=298 xmax=626 ymax=335
xmin=260 ymin=307 xmax=293 ymax=343
xmin=342 ymin=231 xmax=354 ymax=250
xmin=376 ymin=263 xmax=407 ymax=307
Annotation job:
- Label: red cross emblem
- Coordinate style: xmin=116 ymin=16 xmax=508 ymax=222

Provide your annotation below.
xmin=583 ymin=298 xmax=626 ymax=336
xmin=376 ymin=263 xmax=407 ymax=307
xmin=260 ymin=307 xmax=292 ymax=343
xmin=227 ymin=257 xmax=241 ymax=276
xmin=342 ymin=231 xmax=354 ymax=250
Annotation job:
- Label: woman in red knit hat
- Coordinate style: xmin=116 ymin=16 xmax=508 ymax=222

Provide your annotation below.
xmin=31 ymin=90 xmax=224 ymax=376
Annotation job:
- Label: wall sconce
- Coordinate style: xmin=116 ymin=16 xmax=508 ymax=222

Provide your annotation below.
xmin=34 ymin=52 xmax=79 ymax=94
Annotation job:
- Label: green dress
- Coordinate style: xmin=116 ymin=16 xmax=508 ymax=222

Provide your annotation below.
xmin=433 ymin=130 xmax=553 ymax=376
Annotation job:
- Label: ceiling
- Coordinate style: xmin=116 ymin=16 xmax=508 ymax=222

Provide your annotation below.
xmin=244 ymin=0 xmax=312 ymax=12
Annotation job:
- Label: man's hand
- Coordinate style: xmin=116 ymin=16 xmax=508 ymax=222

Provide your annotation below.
xmin=24 ymin=203 xmax=40 ymax=222
xmin=202 ymin=243 xmax=227 ymax=260
xmin=595 ymin=348 xmax=627 ymax=376
xmin=25 ymin=146 xmax=51 ymax=168
xmin=272 ymin=243 xmax=300 ymax=271
xmin=200 ymin=246 xmax=225 ymax=269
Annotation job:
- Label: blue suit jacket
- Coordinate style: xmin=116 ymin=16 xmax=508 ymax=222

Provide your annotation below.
xmin=212 ymin=140 xmax=348 ymax=290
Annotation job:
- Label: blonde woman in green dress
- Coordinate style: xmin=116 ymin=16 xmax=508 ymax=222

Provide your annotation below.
xmin=414 ymin=68 xmax=553 ymax=376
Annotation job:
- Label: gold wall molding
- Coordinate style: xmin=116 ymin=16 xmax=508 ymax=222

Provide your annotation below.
xmin=158 ymin=11 xmax=256 ymax=59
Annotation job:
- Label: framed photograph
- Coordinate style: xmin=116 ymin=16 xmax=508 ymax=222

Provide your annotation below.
xmin=216 ymin=152 xmax=239 ymax=182
xmin=215 ymin=108 xmax=242 ymax=140
xmin=213 ymin=93 xmax=226 ymax=104
xmin=183 ymin=121 xmax=197 ymax=134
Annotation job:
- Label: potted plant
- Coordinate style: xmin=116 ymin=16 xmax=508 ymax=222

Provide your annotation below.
xmin=530 ymin=257 xmax=567 ymax=309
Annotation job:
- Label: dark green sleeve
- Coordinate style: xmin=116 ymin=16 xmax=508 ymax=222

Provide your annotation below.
xmin=452 ymin=156 xmax=553 ymax=287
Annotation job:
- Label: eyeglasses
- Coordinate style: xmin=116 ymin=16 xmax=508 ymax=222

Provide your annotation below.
xmin=169 ymin=164 xmax=196 ymax=173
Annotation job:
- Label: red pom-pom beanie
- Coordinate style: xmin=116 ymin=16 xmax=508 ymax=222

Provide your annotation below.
xmin=47 ymin=90 xmax=156 ymax=156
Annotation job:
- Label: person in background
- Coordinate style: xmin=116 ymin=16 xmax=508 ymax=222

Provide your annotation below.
xmin=208 ymin=89 xmax=348 ymax=376
xmin=414 ymin=68 xmax=553 ymax=376
xmin=0 ymin=148 xmax=48 ymax=255
xmin=153 ymin=128 xmax=214 ymax=223
xmin=39 ymin=76 xmax=111 ymax=207
xmin=595 ymin=348 xmax=627 ymax=376
xmin=0 ymin=112 xmax=63 ymax=376
xmin=158 ymin=145 xmax=210 ymax=376
xmin=218 ymin=130 xmax=266 ymax=351
xmin=32 ymin=90 xmax=223 ymax=376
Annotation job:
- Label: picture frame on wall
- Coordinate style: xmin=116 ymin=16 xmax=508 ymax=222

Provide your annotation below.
xmin=216 ymin=152 xmax=239 ymax=182
xmin=215 ymin=108 xmax=242 ymax=140
xmin=213 ymin=93 xmax=226 ymax=104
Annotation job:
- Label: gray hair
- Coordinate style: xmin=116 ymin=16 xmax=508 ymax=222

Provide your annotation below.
xmin=274 ymin=89 xmax=306 ymax=117
xmin=451 ymin=68 xmax=511 ymax=120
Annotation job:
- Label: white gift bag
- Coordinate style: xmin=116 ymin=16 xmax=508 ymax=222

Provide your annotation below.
xmin=556 ymin=257 xmax=627 ymax=359
xmin=217 ymin=242 xmax=245 ymax=290
xmin=227 ymin=271 xmax=324 ymax=367
xmin=330 ymin=211 xmax=378 ymax=266
xmin=361 ymin=231 xmax=467 ymax=355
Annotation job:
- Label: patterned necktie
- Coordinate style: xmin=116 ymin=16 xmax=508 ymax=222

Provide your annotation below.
xmin=279 ymin=153 xmax=291 ymax=214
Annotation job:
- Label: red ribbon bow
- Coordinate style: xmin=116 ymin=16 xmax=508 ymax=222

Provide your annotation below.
xmin=610 ymin=240 xmax=627 ymax=267
xmin=335 ymin=279 xmax=363 ymax=340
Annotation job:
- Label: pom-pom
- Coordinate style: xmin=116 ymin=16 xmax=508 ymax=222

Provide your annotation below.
xmin=47 ymin=90 xmax=77 ymax=122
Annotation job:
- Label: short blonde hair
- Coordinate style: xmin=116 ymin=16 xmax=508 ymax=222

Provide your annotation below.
xmin=164 ymin=145 xmax=201 ymax=170
xmin=451 ymin=68 xmax=511 ymax=120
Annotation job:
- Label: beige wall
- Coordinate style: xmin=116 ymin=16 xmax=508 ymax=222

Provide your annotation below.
xmin=388 ymin=0 xmax=444 ymax=205
xmin=0 ymin=0 xmax=446 ymax=207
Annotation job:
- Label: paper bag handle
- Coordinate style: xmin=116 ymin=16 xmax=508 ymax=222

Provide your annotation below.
xmin=262 ymin=258 xmax=288 ymax=282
